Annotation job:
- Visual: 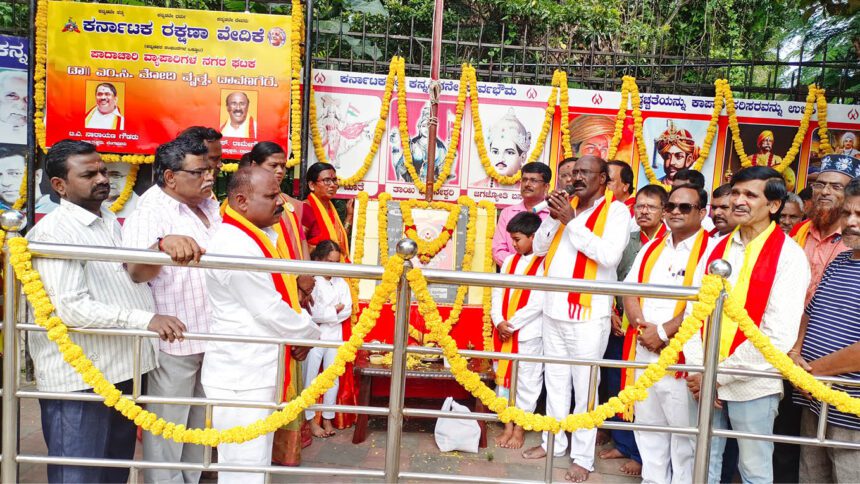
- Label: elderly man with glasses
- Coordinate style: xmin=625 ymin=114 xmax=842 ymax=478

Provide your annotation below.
xmin=122 ymin=135 xmax=222 ymax=483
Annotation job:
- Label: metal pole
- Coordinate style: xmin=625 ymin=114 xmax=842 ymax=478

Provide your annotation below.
xmin=2 ymin=211 xmax=26 ymax=483
xmin=298 ymin=0 xmax=314 ymax=199
xmin=543 ymin=431 xmax=555 ymax=483
xmin=384 ymin=239 xmax=417 ymax=482
xmin=508 ymin=361 xmax=518 ymax=406
xmin=692 ymin=259 xmax=732 ymax=483
xmin=422 ymin=0 xmax=445 ymax=201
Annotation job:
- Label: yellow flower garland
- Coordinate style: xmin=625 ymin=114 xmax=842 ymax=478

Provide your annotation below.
xmin=7 ymin=235 xmax=403 ymax=446
xmin=478 ymin=200 xmax=496 ymax=351
xmin=610 ymin=77 xmax=670 ymax=190
xmin=34 ymin=0 xmax=47 ymax=149
xmin=816 ymin=87 xmax=833 ymax=156
xmin=288 ymin=0 xmax=303 ymax=167
xmin=394 ymin=60 xmax=466 ymax=194
xmin=606 ymin=79 xmax=630 ymax=162
xmin=309 ymin=57 xmax=401 ymax=186
xmin=109 ymin=165 xmax=138 ymax=214
xmin=220 ymin=163 xmax=239 ymax=173
xmin=100 ymin=154 xmax=155 ymax=164
xmin=691 ymin=79 xmax=725 ymax=172
xmin=470 ymin=67 xmax=569 ymax=185
xmin=377 ymin=192 xmax=391 ymax=267
xmin=399 ymin=199 xmax=461 ymax=265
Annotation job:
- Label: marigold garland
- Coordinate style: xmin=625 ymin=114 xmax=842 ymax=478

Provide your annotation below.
xmin=309 ymin=57 xmax=401 ymax=186
xmin=109 ymin=164 xmax=138 ymax=214
xmin=393 ymin=59 xmax=465 ymax=194
xmin=220 ymin=163 xmax=239 ymax=173
xmin=816 ymin=87 xmax=833 ymax=156
xmin=610 ymin=77 xmax=669 ymax=190
xmin=377 ymin=192 xmax=391 ymax=267
xmin=692 ymin=79 xmax=725 ymax=172
xmin=288 ymin=0 xmax=303 ymax=167
xmin=34 ymin=0 xmax=47 ymax=149
xmin=478 ymin=200 xmax=496 ymax=351
xmin=399 ymin=199 xmax=461 ymax=265
xmin=7 ymin=235 xmax=403 ymax=446
xmin=470 ymin=67 xmax=568 ymax=185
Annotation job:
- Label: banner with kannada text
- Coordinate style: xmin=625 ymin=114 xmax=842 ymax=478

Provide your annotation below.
xmin=45 ymin=1 xmax=292 ymax=156
xmin=312 ymin=68 xmax=860 ymax=203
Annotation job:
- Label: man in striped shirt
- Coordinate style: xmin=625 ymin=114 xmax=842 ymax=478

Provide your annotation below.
xmin=791 ymin=175 xmax=860 ymax=483
xmin=28 ymin=140 xmax=186 ymax=483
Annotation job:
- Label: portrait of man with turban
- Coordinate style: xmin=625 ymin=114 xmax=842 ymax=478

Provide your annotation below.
xmin=751 ymin=129 xmax=796 ymax=191
xmin=473 ymin=108 xmax=533 ymax=188
xmin=568 ymin=114 xmax=615 ymax=160
xmin=654 ymin=120 xmax=699 ymax=184
xmin=838 ymin=132 xmax=859 ymax=158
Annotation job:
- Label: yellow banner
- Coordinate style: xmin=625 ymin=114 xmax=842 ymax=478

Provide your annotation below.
xmin=46 ymin=1 xmax=291 ymax=156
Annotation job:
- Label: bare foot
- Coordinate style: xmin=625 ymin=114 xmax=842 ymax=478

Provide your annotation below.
xmin=596 ymin=429 xmax=611 ymax=446
xmin=505 ymin=425 xmax=526 ymax=449
xmin=309 ymin=420 xmax=329 ymax=438
xmin=521 ymin=445 xmax=546 ymax=460
xmin=598 ymin=448 xmax=625 ymax=459
xmin=620 ymin=460 xmax=642 ymax=476
xmin=496 ymin=422 xmax=514 ymax=447
xmin=322 ymin=419 xmax=336 ymax=437
xmin=565 ymin=463 xmax=589 ymax=483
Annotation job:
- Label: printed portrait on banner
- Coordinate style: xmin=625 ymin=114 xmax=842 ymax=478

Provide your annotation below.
xmin=308 ymin=91 xmax=380 ymax=177
xmin=721 ymin=124 xmax=800 ymax=192
xmin=638 ymin=117 xmax=718 ymax=189
xmin=0 ymin=35 xmax=29 ymax=145
xmin=386 ymin=99 xmax=459 ymax=187
xmin=808 ymin=128 xmax=860 ymax=176
xmin=84 ymin=81 xmax=126 ymax=131
xmin=219 ymin=89 xmax=259 ymax=139
xmin=466 ymin=104 xmax=549 ymax=189
xmin=0 ymin=143 xmax=26 ymax=210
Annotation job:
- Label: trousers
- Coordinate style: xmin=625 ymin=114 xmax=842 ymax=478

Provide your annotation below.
xmin=633 ymin=372 xmax=694 ymax=484
xmin=204 ymin=385 xmax=277 ymax=484
xmin=142 ymin=352 xmax=206 ymax=483
xmin=303 ymin=346 xmax=339 ymax=420
xmin=40 ymin=379 xmax=137 ymax=483
xmin=541 ymin=316 xmax=610 ymax=470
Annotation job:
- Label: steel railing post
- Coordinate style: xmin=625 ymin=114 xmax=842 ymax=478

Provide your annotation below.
xmin=384 ymin=239 xmax=416 ymax=483
xmin=692 ymin=259 xmax=732 ymax=483
xmin=1 ymin=210 xmax=26 ymax=483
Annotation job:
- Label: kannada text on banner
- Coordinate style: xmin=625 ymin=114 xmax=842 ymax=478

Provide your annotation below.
xmin=45 ymin=1 xmax=291 ymax=156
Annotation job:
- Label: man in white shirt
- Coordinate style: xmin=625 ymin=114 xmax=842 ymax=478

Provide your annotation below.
xmin=623 ymin=184 xmax=711 ymax=483
xmin=122 ymin=136 xmax=221 ymax=483
xmin=220 ymin=92 xmax=256 ymax=138
xmin=522 ymin=155 xmax=631 ymax=483
xmin=84 ymin=83 xmax=125 ymax=130
xmin=684 ymin=166 xmax=810 ymax=483
xmin=28 ymin=140 xmax=186 ymax=483
xmin=203 ymin=167 xmax=319 ymax=483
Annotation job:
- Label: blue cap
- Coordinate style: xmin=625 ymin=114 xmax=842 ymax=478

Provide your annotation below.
xmin=819 ymin=154 xmax=860 ymax=179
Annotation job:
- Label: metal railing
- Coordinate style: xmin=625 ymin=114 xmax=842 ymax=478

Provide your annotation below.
xmin=2 ymin=228 xmax=860 ymax=482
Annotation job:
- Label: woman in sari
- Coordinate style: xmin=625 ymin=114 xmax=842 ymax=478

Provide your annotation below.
xmin=301 ymin=162 xmax=357 ymax=429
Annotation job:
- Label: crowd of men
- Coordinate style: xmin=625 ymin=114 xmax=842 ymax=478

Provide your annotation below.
xmin=17 ymin=121 xmax=860 ymax=484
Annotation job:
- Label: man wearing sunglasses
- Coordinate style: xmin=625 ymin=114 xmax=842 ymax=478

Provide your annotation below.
xmin=523 ymin=155 xmax=631 ymax=483
xmin=684 ymin=166 xmax=810 ymax=484
xmin=122 ymin=136 xmax=223 ymax=483
xmin=621 ymin=183 xmax=710 ymax=483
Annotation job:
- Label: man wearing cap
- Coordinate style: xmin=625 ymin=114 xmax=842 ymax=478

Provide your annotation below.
xmin=751 ymin=129 xmax=796 ymax=192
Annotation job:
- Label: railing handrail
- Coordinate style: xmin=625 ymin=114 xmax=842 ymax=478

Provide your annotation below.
xmin=26 ymin=241 xmax=700 ymax=299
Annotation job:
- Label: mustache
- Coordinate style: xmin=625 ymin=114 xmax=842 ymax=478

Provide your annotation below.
xmin=92 ymin=183 xmax=110 ymax=193
xmin=844 ymin=228 xmax=860 ymax=237
xmin=274 ymin=205 xmax=284 ymax=216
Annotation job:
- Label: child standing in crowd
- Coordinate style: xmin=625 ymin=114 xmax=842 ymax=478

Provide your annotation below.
xmin=304 ymin=240 xmax=352 ymax=438
xmin=492 ymin=212 xmax=546 ymax=449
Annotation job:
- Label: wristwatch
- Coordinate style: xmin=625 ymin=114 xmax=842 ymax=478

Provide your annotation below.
xmin=657 ymin=323 xmax=670 ymax=343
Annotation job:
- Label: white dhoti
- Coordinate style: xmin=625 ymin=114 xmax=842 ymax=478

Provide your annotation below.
xmin=541 ymin=315 xmax=610 ymax=470
xmin=204 ymin=385 xmax=276 ymax=484
xmin=303 ymin=346 xmax=340 ymax=420
xmin=495 ymin=337 xmax=544 ymax=413
xmin=633 ymin=366 xmax=694 ymax=484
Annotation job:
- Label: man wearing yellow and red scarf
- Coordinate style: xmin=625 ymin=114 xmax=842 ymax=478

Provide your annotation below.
xmin=203 ymin=167 xmax=320 ymax=484
xmin=521 ymin=156 xmax=631 ymax=483
xmin=621 ymin=184 xmax=711 ymax=483
xmin=684 ymin=166 xmax=810 ymax=484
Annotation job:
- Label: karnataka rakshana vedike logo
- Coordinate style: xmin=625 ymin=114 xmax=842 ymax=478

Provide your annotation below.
xmin=267 ymin=27 xmax=286 ymax=47
xmin=61 ymin=17 xmax=81 ymax=33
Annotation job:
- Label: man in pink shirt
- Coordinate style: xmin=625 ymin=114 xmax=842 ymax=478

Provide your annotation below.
xmin=491 ymin=162 xmax=553 ymax=266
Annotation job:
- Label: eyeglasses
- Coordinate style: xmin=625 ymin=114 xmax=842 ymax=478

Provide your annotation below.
xmin=810 ymin=181 xmax=845 ymax=192
xmin=315 ymin=177 xmax=338 ymax=186
xmin=570 ymin=169 xmax=601 ymax=179
xmin=174 ymin=168 xmax=216 ymax=178
xmin=634 ymin=203 xmax=662 ymax=213
xmin=664 ymin=202 xmax=701 ymax=214
xmin=521 ymin=177 xmax=546 ymax=186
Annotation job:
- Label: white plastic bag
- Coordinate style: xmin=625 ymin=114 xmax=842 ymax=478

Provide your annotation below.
xmin=434 ymin=396 xmax=480 ymax=453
